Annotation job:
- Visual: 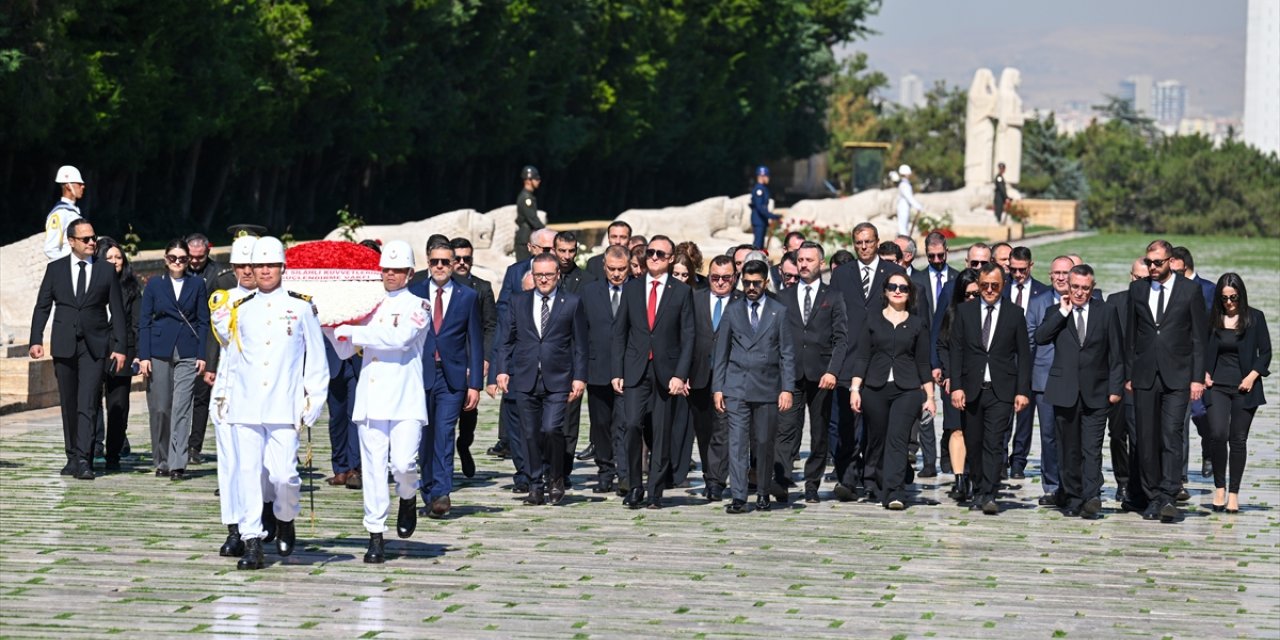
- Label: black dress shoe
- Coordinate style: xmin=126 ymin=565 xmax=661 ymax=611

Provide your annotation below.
xmin=459 ymin=447 xmax=476 ymax=478
xmin=1114 ymin=487 xmax=1129 ymax=505
xmin=1159 ymin=503 xmax=1179 ymax=523
xmin=364 ymin=533 xmax=385 ymax=564
xmin=262 ymin=503 xmax=278 ymax=543
xmin=1009 ymin=467 xmax=1026 ymax=480
xmin=169 ymin=469 xmax=186 ymax=481
xmin=1062 ymin=507 xmax=1082 ymax=517
xmin=1200 ymin=459 xmax=1212 ymax=478
xmin=981 ymin=500 xmax=999 ymax=515
xmin=60 ymin=462 xmax=75 ymax=476
xmin=1175 ymin=488 xmax=1191 ymax=503
xmin=726 ymin=499 xmax=747 ymax=514
xmin=1037 ymin=493 xmax=1059 ymax=506
xmin=918 ymin=466 xmax=937 ymax=478
xmin=512 ymin=482 xmax=530 ymax=494
xmin=188 ymin=449 xmax=204 ymax=466
xmin=275 ymin=520 xmax=296 ymax=556
xmin=523 ymin=486 xmax=545 ymax=506
xmin=1141 ymin=502 xmax=1161 ymax=520
xmin=237 ymin=538 xmax=265 ymax=570
xmin=646 ymin=490 xmax=663 ymax=509
xmin=397 ymin=497 xmax=417 ymax=538
xmin=486 ymin=442 xmax=510 ymax=458
xmin=832 ymin=483 xmax=855 ymax=502
xmin=625 ymin=487 xmax=645 ymax=509
xmin=155 ymin=469 xmax=168 ymax=477
xmin=804 ymin=488 xmax=819 ymax=504
xmin=592 ymin=477 xmax=614 ymax=494
xmin=575 ymin=444 xmax=595 ymax=461
xmin=708 ymin=485 xmax=725 ymax=502
xmin=1082 ymin=498 xmax=1102 ymax=516
xmin=769 ymin=483 xmax=788 ymax=503
xmin=548 ymin=478 xmax=566 ymax=505
xmin=75 ymin=465 xmax=95 ymax=480
xmin=220 ymin=525 xmax=245 ymax=557
xmin=105 ymin=459 xmax=121 ymax=472
xmin=754 ymin=495 xmax=771 ymax=512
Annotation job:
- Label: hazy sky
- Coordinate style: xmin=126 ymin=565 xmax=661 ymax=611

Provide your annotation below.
xmin=841 ymin=0 xmax=1250 ymax=117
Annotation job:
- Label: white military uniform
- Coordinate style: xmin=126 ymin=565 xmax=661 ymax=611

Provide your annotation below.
xmin=226 ymin=284 xmax=329 ymax=540
xmin=895 ymin=164 xmax=924 ymax=237
xmin=43 ymin=198 xmax=81 ymax=261
xmin=328 ymin=285 xmax=431 ymax=534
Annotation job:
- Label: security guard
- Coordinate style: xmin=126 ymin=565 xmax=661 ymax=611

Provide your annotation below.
xmin=207 ymin=235 xmax=266 ymax=558
xmin=43 ymin=165 xmax=85 ymax=261
xmin=225 ymin=236 xmax=329 ymax=570
xmin=749 ymin=166 xmax=779 ymax=250
xmin=514 ymin=166 xmax=545 ymax=261
xmin=326 ymin=240 xmax=430 ymax=563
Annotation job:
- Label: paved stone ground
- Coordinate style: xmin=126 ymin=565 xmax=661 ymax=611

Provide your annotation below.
xmin=2 ymin=240 xmax=1278 ymax=639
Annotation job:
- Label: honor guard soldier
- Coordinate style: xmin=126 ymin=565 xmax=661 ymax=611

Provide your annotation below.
xmin=514 ymin=166 xmax=545 ymax=261
xmin=326 ymin=240 xmax=431 ymax=563
xmin=207 ymin=235 xmax=266 ymax=557
xmin=224 ymin=236 xmax=329 ymax=570
xmin=43 ymin=165 xmax=85 ymax=261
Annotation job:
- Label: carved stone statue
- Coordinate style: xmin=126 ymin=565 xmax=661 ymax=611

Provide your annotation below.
xmin=995 ymin=68 xmax=1025 ymax=185
xmin=964 ymin=68 xmax=999 ymax=188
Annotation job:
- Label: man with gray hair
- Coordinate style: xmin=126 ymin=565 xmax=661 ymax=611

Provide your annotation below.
xmin=894 ymin=235 xmax=917 ymax=275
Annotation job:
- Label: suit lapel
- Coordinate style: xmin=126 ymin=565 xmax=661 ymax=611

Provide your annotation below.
xmin=652 ymin=280 xmax=675 ymax=329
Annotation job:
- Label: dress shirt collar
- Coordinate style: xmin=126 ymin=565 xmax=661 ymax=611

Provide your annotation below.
xmin=645 ymin=273 xmax=668 ymax=288
xmin=859 ymin=256 xmax=880 ymax=275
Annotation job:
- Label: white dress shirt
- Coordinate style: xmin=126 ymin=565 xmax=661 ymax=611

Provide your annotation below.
xmin=982 ymin=299 xmax=1001 ymax=383
xmin=533 ymin=287 xmax=559 ymax=336
xmin=644 ymin=273 xmax=669 ymax=312
xmin=69 ymin=254 xmax=94 ymax=292
xmin=1148 ymin=274 xmax=1174 ymax=321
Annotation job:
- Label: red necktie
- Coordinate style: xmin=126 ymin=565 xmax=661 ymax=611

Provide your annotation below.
xmin=647 ymin=280 xmax=659 ymax=330
xmin=433 ymin=286 xmax=444 ymax=361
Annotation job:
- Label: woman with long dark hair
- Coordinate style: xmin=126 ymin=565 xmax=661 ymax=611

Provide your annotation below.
xmin=934 ymin=268 xmax=982 ymax=501
xmin=1204 ymin=273 xmax=1271 ymax=514
xmin=138 ymin=238 xmax=209 ymax=480
xmin=850 ymin=272 xmax=935 ymax=510
xmin=94 ymin=237 xmax=141 ymax=470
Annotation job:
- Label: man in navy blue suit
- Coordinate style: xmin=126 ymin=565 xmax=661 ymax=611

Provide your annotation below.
xmin=1004 ymin=246 xmax=1049 ymax=480
xmin=495 ymin=253 xmax=588 ymax=505
xmin=580 ymin=245 xmax=632 ymax=494
xmin=408 ymin=239 xmax=483 ymax=519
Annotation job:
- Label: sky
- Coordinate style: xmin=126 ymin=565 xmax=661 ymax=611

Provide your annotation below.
xmin=840 ymin=0 xmax=1250 ymax=117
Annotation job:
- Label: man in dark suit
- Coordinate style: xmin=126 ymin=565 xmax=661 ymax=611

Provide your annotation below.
xmin=408 ymin=239 xmax=484 ymax=519
xmin=1035 ymin=264 xmax=1125 ymax=518
xmin=949 ymin=264 xmax=1031 ymax=515
xmin=29 ymin=218 xmax=126 ymax=479
xmin=1019 ymin=256 xmax=1075 ymax=501
xmin=687 ymin=255 xmax=741 ymax=501
xmin=828 ymin=222 xmax=906 ymax=500
xmin=584 ymin=220 xmax=632 ymax=281
xmin=496 ymin=253 xmax=588 ymax=505
xmin=1169 ymin=245 xmax=1214 ymax=478
xmin=776 ymin=242 xmax=848 ymax=503
xmin=713 ymin=259 xmax=796 ymax=513
xmin=1004 ymin=246 xmax=1047 ymax=310
xmin=611 ymin=235 xmax=695 ymax=509
xmin=448 ymin=237 xmax=496 ymax=478
xmin=580 ymin=246 xmax=631 ymax=494
xmin=911 ymin=231 xmax=958 ymax=474
xmin=1104 ymin=258 xmax=1147 ymax=504
xmin=1124 ymin=239 xmax=1207 ymax=523
xmin=1005 ymin=246 xmax=1051 ymax=481
xmin=552 ymin=231 xmax=596 ymax=479
xmin=184 ymin=232 xmax=235 ymax=465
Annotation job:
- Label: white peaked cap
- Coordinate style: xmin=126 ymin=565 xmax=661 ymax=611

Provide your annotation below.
xmin=229 ymin=236 xmax=257 ymax=265
xmin=898 ymin=164 xmax=912 ymax=177
xmin=251 ymin=237 xmax=286 ymax=264
xmin=380 ymin=240 xmax=415 ymax=269
xmin=55 ymin=165 xmax=84 ymax=184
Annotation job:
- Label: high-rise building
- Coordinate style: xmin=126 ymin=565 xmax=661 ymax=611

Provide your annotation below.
xmin=898 ymin=74 xmax=924 ymax=108
xmin=1244 ymin=0 xmax=1279 ymax=155
xmin=1118 ymin=75 xmax=1153 ymax=115
xmin=1153 ymin=80 xmax=1187 ymax=125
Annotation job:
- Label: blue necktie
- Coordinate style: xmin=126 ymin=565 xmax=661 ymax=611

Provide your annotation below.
xmin=750 ymin=301 xmax=760 ymax=330
xmin=712 ymin=296 xmax=723 ymax=331
xmin=935 ymin=270 xmax=943 ymax=305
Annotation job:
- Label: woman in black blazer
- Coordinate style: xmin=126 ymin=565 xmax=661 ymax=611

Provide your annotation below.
xmin=851 ymin=272 xmax=936 ymax=510
xmin=138 ymin=239 xmax=209 ymax=480
xmin=1203 ymin=273 xmax=1271 ymax=514
xmin=95 ymin=237 xmax=142 ymax=469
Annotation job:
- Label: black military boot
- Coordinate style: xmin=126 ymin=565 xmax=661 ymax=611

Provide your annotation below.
xmin=275 ymin=520 xmax=296 ymax=557
xmin=397 ymin=497 xmax=417 ymax=539
xmin=364 ymin=533 xmax=386 ymax=564
xmin=237 ymin=538 xmax=264 ymax=570
xmin=261 ymin=502 xmax=277 ymax=543
xmin=219 ymin=524 xmax=245 ymax=557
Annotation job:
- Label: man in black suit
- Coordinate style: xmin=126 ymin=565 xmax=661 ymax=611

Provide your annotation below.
xmin=611 ymin=235 xmax=695 ymax=509
xmin=495 ymin=253 xmax=588 ymax=505
xmin=776 ymin=242 xmax=848 ymax=503
xmin=584 ymin=221 xmax=632 ymax=281
xmin=828 ymin=222 xmax=906 ymax=500
xmin=688 ymin=255 xmax=741 ymax=501
xmin=581 ymin=246 xmax=631 ymax=494
xmin=1124 ymin=239 xmax=1207 ymax=523
xmin=1169 ymin=245 xmax=1214 ymax=478
xmin=1005 ymin=246 xmax=1047 ymax=310
xmin=29 ymin=218 xmax=126 ymax=479
xmin=911 ymin=231 xmax=958 ymax=474
xmin=1035 ymin=264 xmax=1125 ymax=518
xmin=448 ymin=237 xmax=497 ymax=478
xmin=1104 ymin=258 xmax=1147 ymax=504
xmin=949 ymin=264 xmax=1031 ymax=515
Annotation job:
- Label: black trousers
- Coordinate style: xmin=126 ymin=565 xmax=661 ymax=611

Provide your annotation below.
xmin=861 ymin=386 xmax=923 ymax=504
xmin=776 ymin=379 xmax=833 ymax=490
xmin=1106 ymin=391 xmax=1134 ymax=489
xmin=1055 ymin=400 xmax=1109 ymax=510
xmin=514 ymin=375 xmax=569 ymax=488
xmin=622 ymin=362 xmax=679 ymax=494
xmin=1131 ymin=374 xmax=1188 ymax=507
xmin=962 ymin=387 xmax=1013 ymax=504
xmin=101 ymin=374 xmax=132 ymax=461
xmin=562 ymin=395 xmax=582 ymax=480
xmin=688 ymin=385 xmax=729 ymax=488
xmin=53 ymin=339 xmax=105 ymax=465
xmin=457 ymin=405 xmax=477 ymax=459
xmin=1206 ymin=386 xmax=1256 ymax=493
xmin=189 ymin=370 xmax=212 ymax=454
xmin=670 ymin=392 xmax=696 ymax=486
xmin=586 ymin=384 xmax=622 ymax=481
xmin=832 ymin=386 xmax=865 ymax=488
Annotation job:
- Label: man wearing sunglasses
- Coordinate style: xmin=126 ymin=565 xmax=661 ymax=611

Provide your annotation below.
xmin=911 ymin=231 xmax=960 ymax=476
xmin=447 ymin=237 xmax=496 ymax=479
xmin=30 ymin=217 xmax=127 ymax=480
xmin=1004 ymin=246 xmax=1047 ymax=312
xmin=42 ymin=165 xmax=85 ymax=261
xmin=1123 ymin=240 xmax=1207 ymax=523
xmin=687 ymin=255 xmax=741 ymax=502
xmin=1102 ymin=258 xmax=1148 ymax=506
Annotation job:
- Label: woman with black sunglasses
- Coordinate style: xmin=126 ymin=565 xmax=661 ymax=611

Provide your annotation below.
xmin=850 ymin=272 xmax=935 ymax=510
xmin=138 ymin=239 xmax=210 ymax=480
xmin=1203 ymin=273 xmax=1271 ymax=514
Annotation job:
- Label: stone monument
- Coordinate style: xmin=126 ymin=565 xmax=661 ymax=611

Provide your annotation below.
xmin=963 ymin=68 xmax=999 ymax=188
xmin=994 ymin=68 xmax=1025 ymax=185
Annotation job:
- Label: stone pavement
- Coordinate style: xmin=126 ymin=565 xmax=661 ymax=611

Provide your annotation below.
xmin=1 ymin=381 xmax=1277 ymax=639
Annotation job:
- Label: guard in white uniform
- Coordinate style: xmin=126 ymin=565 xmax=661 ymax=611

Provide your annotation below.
xmin=327 ymin=240 xmax=430 ymax=563
xmin=225 ymin=237 xmax=329 ymax=570
xmin=895 ymin=164 xmax=925 ymax=238
xmin=207 ymin=235 xmax=270 ymax=558
xmin=43 ymin=165 xmax=85 ymax=261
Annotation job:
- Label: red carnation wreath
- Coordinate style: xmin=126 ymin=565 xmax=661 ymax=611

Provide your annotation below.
xmin=283 ymin=241 xmax=384 ymax=327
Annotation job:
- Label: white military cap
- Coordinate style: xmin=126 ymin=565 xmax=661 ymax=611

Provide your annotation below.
xmin=380 ymin=240 xmax=415 ymax=269
xmin=251 ymin=236 xmax=286 ymax=264
xmin=229 ymin=236 xmax=257 ymax=265
xmin=898 ymin=164 xmax=912 ymax=177
xmin=55 ymin=165 xmax=84 ymax=184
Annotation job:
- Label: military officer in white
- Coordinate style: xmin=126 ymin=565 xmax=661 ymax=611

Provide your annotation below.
xmin=43 ymin=165 xmax=85 ymax=261
xmin=225 ymin=236 xmax=329 ymax=570
xmin=207 ymin=235 xmax=268 ymax=558
xmin=326 ymin=240 xmax=430 ymax=564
